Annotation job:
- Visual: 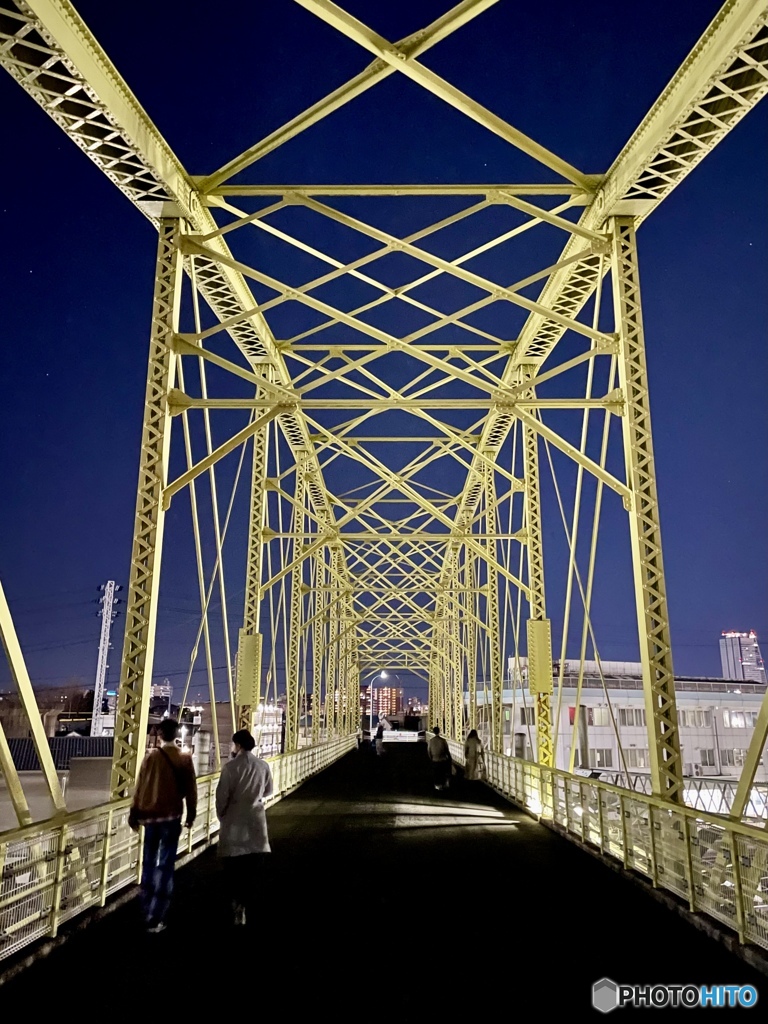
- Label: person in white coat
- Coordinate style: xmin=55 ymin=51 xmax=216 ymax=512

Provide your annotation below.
xmin=216 ymin=729 xmax=273 ymax=926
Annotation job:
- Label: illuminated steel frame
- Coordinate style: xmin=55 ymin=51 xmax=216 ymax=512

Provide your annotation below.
xmin=1 ymin=0 xmax=767 ymax=818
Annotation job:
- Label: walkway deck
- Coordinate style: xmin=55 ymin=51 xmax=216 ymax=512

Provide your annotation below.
xmin=1 ymin=746 xmax=765 ymax=1018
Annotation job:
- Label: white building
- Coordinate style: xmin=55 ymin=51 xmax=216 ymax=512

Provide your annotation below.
xmin=473 ymin=660 xmax=767 ymax=783
xmin=720 ymin=631 xmax=766 ymax=684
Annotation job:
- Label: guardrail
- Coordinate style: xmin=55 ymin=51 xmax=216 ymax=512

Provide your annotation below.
xmin=592 ymin=771 xmax=768 ymax=819
xmin=0 ymin=734 xmax=355 ymax=962
xmin=448 ymin=740 xmax=768 ymax=953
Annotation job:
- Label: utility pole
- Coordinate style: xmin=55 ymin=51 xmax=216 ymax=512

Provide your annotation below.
xmin=91 ymin=581 xmax=121 ymax=738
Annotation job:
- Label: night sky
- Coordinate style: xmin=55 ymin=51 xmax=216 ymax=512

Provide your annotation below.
xmin=0 ymin=0 xmax=765 ymax=704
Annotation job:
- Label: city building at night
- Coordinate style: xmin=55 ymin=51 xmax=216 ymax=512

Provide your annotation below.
xmin=720 ymin=631 xmax=766 ymax=684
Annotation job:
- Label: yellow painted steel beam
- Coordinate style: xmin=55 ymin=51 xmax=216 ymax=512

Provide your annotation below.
xmin=294 ymin=0 xmax=597 ymax=190
xmin=0 ymin=580 xmax=65 ymax=812
xmin=195 ymin=0 xmax=502 ymax=190
xmin=204 ymin=184 xmax=591 ymax=197
xmin=0 ymin=718 xmax=33 ymax=826
xmin=163 ymin=407 xmax=287 ymax=509
xmin=611 ymin=217 xmax=682 ymax=803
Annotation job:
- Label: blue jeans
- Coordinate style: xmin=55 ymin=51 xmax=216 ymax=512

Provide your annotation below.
xmin=140 ymin=819 xmax=182 ymax=926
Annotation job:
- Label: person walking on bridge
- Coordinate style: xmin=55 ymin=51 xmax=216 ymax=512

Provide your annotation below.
xmin=427 ymin=725 xmax=452 ymax=791
xmin=216 ymin=729 xmax=273 ymax=927
xmin=128 ymin=718 xmax=197 ymax=933
xmin=463 ymin=729 xmax=485 ymax=784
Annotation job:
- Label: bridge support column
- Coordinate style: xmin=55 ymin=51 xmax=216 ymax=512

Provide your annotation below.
xmin=311 ymin=551 xmax=326 ymax=744
xmin=464 ymin=554 xmax=477 ymax=732
xmin=111 ymin=220 xmax=183 ymax=799
xmin=482 ymin=460 xmax=504 ymax=754
xmin=326 ymin=549 xmax=341 ymax=737
xmin=286 ymin=454 xmax=307 ymax=753
xmin=610 ymin=217 xmax=682 ymax=803
xmin=236 ymin=383 xmax=270 ymax=732
xmin=521 ymin=371 xmax=554 ymax=769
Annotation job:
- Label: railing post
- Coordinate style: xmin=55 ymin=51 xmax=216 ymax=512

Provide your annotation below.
xmin=49 ymin=826 xmax=69 ymax=939
xmin=727 ymin=829 xmax=746 ymax=944
xmin=648 ymin=805 xmax=659 ymax=888
xmin=682 ymin=815 xmax=696 ymax=913
xmin=597 ymin=788 xmax=605 ymax=854
xmin=99 ymin=809 xmax=114 ymax=907
xmin=620 ymin=795 xmax=629 ymax=870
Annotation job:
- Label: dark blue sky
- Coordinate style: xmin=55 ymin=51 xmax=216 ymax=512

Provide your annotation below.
xmin=0 ymin=0 xmax=765 ymax=701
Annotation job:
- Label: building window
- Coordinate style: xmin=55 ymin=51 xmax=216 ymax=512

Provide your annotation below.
xmin=619 ymin=708 xmax=645 ymax=727
xmin=723 ymin=710 xmax=758 ymax=728
xmin=520 ymin=707 xmax=535 ymax=725
xmin=699 ymin=749 xmax=716 ymax=767
xmin=504 ymin=709 xmax=510 ymax=721
xmin=589 ymin=748 xmax=613 ymax=768
xmin=679 ymin=709 xmax=712 ymax=728
xmin=626 ymin=748 xmax=650 ymax=769
xmin=587 ymin=707 xmax=610 ymax=727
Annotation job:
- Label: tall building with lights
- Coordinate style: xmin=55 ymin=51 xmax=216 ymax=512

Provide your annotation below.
xmin=376 ymin=687 xmax=404 ymax=716
xmin=720 ymin=631 xmax=766 ymax=683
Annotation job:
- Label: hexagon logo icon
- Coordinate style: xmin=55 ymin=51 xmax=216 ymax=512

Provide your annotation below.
xmin=593 ymin=978 xmax=619 ymax=1014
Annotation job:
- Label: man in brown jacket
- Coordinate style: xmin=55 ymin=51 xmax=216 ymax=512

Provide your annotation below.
xmin=128 ymin=718 xmax=197 ymax=932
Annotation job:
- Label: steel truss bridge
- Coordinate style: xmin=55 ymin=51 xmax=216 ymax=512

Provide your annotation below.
xmin=1 ymin=0 xmax=767 ymax=966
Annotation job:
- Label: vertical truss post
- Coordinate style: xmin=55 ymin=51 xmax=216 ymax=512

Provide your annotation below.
xmin=610 ymin=217 xmax=682 ymax=803
xmin=428 ymin=638 xmax=438 ymax=729
xmin=436 ymin=602 xmax=448 ymax=733
xmin=341 ymin=593 xmax=354 ymax=734
xmin=520 ymin=371 xmax=554 ymax=768
xmin=447 ymin=545 xmax=463 ymax=742
xmin=465 ymin=553 xmax=477 ymax=731
xmin=237 ymin=405 xmax=270 ymax=730
xmin=111 ymin=220 xmax=182 ymax=799
xmin=482 ymin=460 xmax=504 ymax=754
xmin=326 ymin=549 xmax=342 ymax=736
xmin=286 ymin=454 xmax=307 ymax=753
xmin=312 ymin=551 xmax=326 ymax=744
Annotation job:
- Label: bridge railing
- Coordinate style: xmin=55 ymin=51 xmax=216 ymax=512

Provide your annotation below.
xmin=591 ymin=771 xmax=768 ymax=820
xmin=0 ymin=734 xmax=355 ymax=963
xmin=449 ymin=741 xmax=768 ymax=953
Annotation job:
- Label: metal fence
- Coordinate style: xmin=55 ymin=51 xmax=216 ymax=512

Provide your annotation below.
xmin=0 ymin=734 xmax=355 ymax=962
xmin=592 ymin=771 xmax=768 ymax=820
xmin=448 ymin=740 xmax=768 ymax=952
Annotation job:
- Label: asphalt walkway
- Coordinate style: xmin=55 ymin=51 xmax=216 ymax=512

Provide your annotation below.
xmin=1 ymin=745 xmax=766 ymax=1019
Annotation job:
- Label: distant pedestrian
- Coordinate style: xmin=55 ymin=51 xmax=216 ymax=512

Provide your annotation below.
xmin=375 ymin=724 xmax=385 ymax=756
xmin=129 ymin=718 xmax=197 ymax=933
xmin=427 ymin=725 xmax=452 ymax=791
xmin=464 ymin=729 xmax=485 ymax=783
xmin=216 ymin=729 xmax=273 ymax=927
